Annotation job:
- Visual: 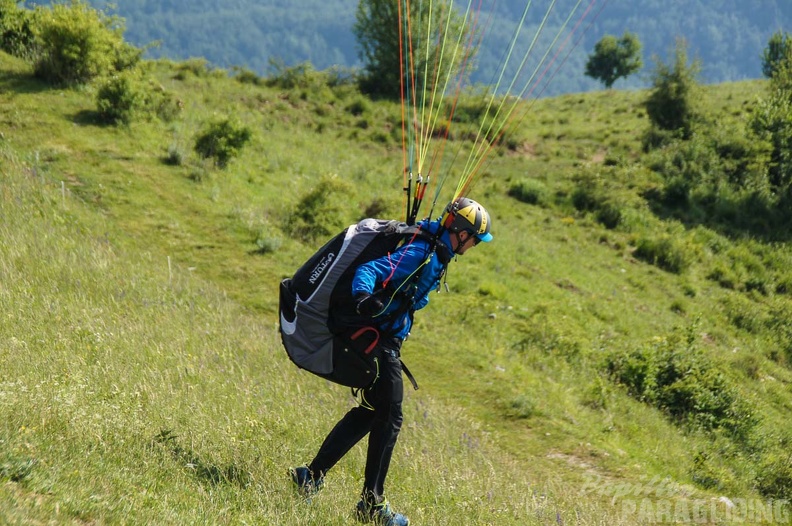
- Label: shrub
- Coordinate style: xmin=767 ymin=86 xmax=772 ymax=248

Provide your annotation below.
xmin=96 ymin=71 xmax=144 ymax=125
xmin=506 ymin=394 xmax=537 ymax=419
xmin=641 ymin=126 xmax=676 ymax=151
xmin=193 ymin=117 xmax=252 ymax=168
xmin=633 ymin=233 xmax=693 ymax=274
xmin=32 ymin=0 xmax=140 ymax=86
xmin=232 ymin=66 xmax=262 ymax=85
xmin=345 ymin=97 xmax=369 ymax=117
xmin=756 ymin=453 xmax=792 ymax=499
xmin=324 ymin=65 xmax=358 ymax=89
xmin=604 ymin=326 xmax=758 ymax=439
xmin=571 ymin=182 xmax=605 ymax=213
xmin=691 ymin=450 xmax=734 ymax=490
xmin=173 ymin=58 xmax=212 ymax=79
xmin=96 ymin=73 xmax=182 ymax=125
xmin=253 ymin=234 xmax=282 ymax=255
xmin=595 ymin=201 xmax=623 ymax=229
xmin=0 ymin=0 xmax=36 ymax=59
xmin=721 ymin=295 xmax=766 ymax=334
xmin=266 ymin=60 xmax=317 ymax=89
xmin=288 ymin=175 xmax=353 ymax=241
xmin=750 ymin=90 xmax=792 ymax=196
xmin=706 ymin=265 xmax=738 ymax=290
xmin=767 ymin=302 xmax=792 ymax=365
xmin=143 ymin=80 xmax=183 ymax=122
xmin=508 ymin=178 xmax=550 ymax=206
xmin=647 ymin=136 xmax=716 ymax=193
xmin=776 ymin=275 xmax=792 ymax=295
xmin=163 ymin=144 xmax=185 ymax=166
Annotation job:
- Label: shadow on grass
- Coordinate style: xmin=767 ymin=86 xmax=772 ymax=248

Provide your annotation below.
xmin=0 ymin=68 xmax=51 ymax=95
xmin=642 ymin=186 xmax=792 ymax=243
xmin=152 ymin=429 xmax=250 ymax=487
xmin=71 ymin=109 xmax=111 ymax=127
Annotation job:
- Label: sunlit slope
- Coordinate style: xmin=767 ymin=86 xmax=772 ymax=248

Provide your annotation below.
xmin=2 ymin=49 xmax=790 ymax=524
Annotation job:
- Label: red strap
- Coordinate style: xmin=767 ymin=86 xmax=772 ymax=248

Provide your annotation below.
xmin=351 ymin=326 xmax=380 ymax=355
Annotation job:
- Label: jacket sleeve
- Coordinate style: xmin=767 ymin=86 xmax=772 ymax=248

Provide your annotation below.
xmin=413 ymin=291 xmax=430 ymax=311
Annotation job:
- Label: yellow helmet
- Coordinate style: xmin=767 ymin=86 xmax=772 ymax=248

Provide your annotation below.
xmin=441 ymin=197 xmax=492 ymax=242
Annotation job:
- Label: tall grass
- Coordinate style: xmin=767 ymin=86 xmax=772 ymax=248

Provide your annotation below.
xmin=0 ymin=149 xmax=648 ymax=525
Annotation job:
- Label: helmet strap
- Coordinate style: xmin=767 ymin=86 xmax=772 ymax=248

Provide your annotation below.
xmin=452 ymin=231 xmax=465 ymax=254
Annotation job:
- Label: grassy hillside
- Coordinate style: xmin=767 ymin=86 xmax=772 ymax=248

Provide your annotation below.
xmin=2 ymin=47 xmax=792 ymax=525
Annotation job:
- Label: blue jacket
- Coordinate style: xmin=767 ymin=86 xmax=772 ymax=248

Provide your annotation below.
xmin=351 ymin=219 xmax=452 ymax=339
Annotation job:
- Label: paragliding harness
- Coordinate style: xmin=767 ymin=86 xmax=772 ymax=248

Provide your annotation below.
xmin=279 ymin=218 xmax=449 ymax=391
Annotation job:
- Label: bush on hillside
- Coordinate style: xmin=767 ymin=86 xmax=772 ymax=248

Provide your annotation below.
xmin=632 ymin=232 xmax=693 ymax=274
xmin=756 ymin=453 xmax=792 ymax=500
xmin=232 ymin=66 xmax=262 ymax=85
xmin=140 ymin=76 xmax=183 ymax=122
xmin=264 ymin=60 xmax=357 ymax=103
xmin=508 ymin=178 xmax=550 ymax=206
xmin=571 ymin=177 xmax=608 ymax=213
xmin=569 ymin=173 xmax=628 ymax=229
xmin=766 ymin=302 xmax=792 ymax=365
xmin=96 ymin=71 xmax=145 ymax=125
xmin=750 ymin=90 xmax=792 ymax=198
xmin=604 ymin=325 xmax=758 ymax=440
xmin=266 ymin=60 xmax=327 ymax=90
xmin=193 ymin=117 xmax=252 ymax=168
xmin=0 ymin=0 xmax=36 ymax=59
xmin=594 ymin=200 xmax=623 ymax=229
xmin=32 ymin=0 xmax=141 ymax=86
xmin=97 ymin=71 xmax=183 ymax=126
xmin=288 ymin=175 xmax=353 ymax=241
xmin=643 ymin=128 xmax=779 ymax=234
xmin=345 ymin=96 xmax=369 ymax=116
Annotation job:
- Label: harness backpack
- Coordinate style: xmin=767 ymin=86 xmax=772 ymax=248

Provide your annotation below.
xmin=279 ymin=218 xmax=440 ymax=381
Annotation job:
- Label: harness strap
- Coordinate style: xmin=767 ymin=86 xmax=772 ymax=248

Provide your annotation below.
xmin=380 ymin=348 xmax=419 ymax=391
xmin=401 ymin=359 xmax=419 ymax=391
xmin=351 ymin=326 xmax=381 ymax=355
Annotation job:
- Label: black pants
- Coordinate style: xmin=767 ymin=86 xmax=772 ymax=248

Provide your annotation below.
xmin=308 ymin=337 xmax=404 ymax=501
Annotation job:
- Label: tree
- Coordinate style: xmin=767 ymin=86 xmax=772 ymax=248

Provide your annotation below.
xmin=645 ymin=39 xmax=701 ymax=140
xmin=353 ymin=0 xmax=475 ymax=99
xmin=584 ymin=32 xmax=642 ymax=89
xmin=751 ymin=46 xmax=792 ymax=200
xmin=762 ymin=31 xmax=792 ymax=79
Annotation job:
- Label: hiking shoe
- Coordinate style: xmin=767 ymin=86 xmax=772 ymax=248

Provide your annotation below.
xmin=355 ymin=497 xmax=410 ymax=525
xmin=288 ymin=466 xmax=324 ymax=497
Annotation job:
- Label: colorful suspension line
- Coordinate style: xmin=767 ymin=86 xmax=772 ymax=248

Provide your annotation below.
xmin=398 ymin=0 xmax=606 ymax=218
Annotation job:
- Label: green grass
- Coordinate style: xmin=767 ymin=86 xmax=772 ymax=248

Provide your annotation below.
xmin=2 ymin=48 xmax=792 ymax=524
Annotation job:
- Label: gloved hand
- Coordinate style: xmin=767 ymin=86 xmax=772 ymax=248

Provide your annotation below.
xmin=355 ymin=292 xmax=384 ymax=316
